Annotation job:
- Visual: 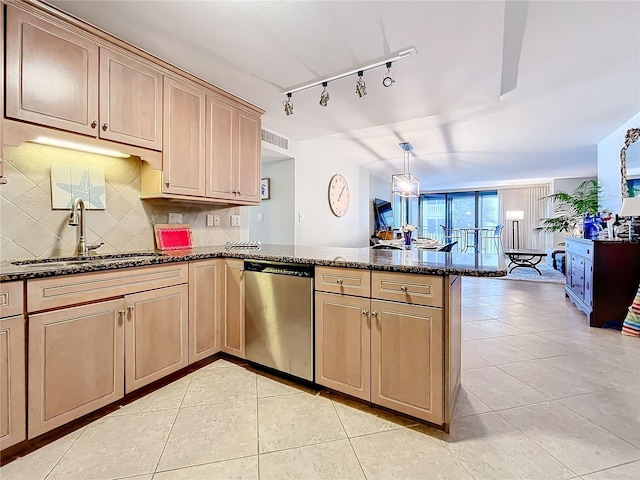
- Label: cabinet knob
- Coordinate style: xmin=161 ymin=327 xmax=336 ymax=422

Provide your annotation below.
xmin=127 ymin=305 xmax=135 ymax=312
xmin=400 ymin=285 xmax=407 ymax=292
xmin=91 ymin=120 xmax=98 ymax=129
xmin=362 ymin=309 xmax=369 ymax=316
xmin=165 ymin=180 xmax=170 ymax=187
xmin=118 ymin=309 xmax=126 ymax=316
xmin=102 ymin=123 xmax=108 ymax=131
xmin=371 ymin=311 xmax=378 ymax=317
xmin=336 ymin=278 xmax=343 ymax=285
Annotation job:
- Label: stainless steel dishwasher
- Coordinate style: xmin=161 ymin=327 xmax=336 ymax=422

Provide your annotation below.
xmin=244 ymin=260 xmax=314 ymax=381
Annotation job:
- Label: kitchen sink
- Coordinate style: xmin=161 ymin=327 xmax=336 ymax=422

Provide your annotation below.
xmin=12 ymin=253 xmax=165 ymax=269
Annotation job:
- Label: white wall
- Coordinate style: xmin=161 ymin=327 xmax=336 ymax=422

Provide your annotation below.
xmin=247 ymin=158 xmax=295 ymax=244
xmin=294 ymin=139 xmax=371 ymax=247
xmin=598 ymin=112 xmax=640 ymax=212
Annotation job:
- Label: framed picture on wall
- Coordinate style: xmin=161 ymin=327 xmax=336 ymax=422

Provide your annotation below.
xmin=261 ymin=178 xmax=270 ymax=200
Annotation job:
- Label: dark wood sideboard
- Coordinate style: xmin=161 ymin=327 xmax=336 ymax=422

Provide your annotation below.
xmin=565 ymin=237 xmax=640 ymax=327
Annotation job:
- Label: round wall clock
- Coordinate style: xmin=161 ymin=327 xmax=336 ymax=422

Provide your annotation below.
xmin=328 ymin=174 xmax=350 ymax=217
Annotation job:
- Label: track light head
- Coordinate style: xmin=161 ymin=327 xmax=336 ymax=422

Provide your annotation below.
xmin=382 ymin=62 xmax=395 ymax=87
xmin=319 ymin=82 xmax=330 ymax=107
xmin=283 ymin=93 xmax=294 ymax=116
xmin=355 ymin=71 xmax=367 ymax=98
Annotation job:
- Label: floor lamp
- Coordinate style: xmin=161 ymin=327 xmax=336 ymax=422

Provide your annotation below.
xmin=506 ymin=210 xmax=524 ymax=249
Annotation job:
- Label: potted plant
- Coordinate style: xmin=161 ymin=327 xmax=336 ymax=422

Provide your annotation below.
xmin=534 ymin=179 xmax=602 ymax=238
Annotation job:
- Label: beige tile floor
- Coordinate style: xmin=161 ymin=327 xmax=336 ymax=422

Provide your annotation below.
xmin=2 ymin=277 xmax=639 ymax=480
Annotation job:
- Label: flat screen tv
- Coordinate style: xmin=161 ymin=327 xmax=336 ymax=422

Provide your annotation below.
xmin=373 ymin=198 xmax=393 ymax=231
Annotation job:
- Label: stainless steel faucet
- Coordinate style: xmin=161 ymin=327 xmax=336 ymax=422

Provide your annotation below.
xmin=69 ymin=197 xmax=104 ymax=256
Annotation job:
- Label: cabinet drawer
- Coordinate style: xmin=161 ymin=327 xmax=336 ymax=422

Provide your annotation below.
xmin=315 ymin=267 xmax=371 ymax=297
xmin=566 ymin=238 xmax=593 ymax=260
xmin=1 ymin=282 xmax=23 ymax=318
xmin=371 ymin=272 xmax=443 ymax=307
xmin=27 ymin=263 xmax=188 ymax=312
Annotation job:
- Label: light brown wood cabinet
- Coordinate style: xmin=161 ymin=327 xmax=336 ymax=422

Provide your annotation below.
xmin=1 ymin=4 xmax=6 ymax=184
xmin=315 ymin=292 xmax=370 ymax=401
xmin=26 ymin=264 xmax=188 ymax=438
xmin=0 ymin=280 xmax=26 ymax=450
xmin=205 ymin=95 xmax=261 ymax=203
xmin=188 ymin=259 xmax=222 ymax=364
xmin=124 ymin=284 xmax=189 ymax=393
xmin=221 ymin=259 xmax=245 ymax=358
xmin=28 ymin=298 xmax=125 ymax=438
xmin=315 ymin=267 xmax=456 ymax=427
xmin=161 ymin=76 xmax=207 ymax=196
xmin=5 ymin=5 xmax=162 ymax=150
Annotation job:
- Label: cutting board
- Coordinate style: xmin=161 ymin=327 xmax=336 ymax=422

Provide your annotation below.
xmin=154 ymin=224 xmax=193 ymax=250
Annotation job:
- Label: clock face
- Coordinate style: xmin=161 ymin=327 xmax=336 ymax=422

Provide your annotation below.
xmin=328 ymin=174 xmax=350 ymax=217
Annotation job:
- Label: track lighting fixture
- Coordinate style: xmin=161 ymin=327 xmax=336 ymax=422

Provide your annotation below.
xmin=355 ymin=71 xmax=367 ymax=98
xmin=382 ymin=62 xmax=395 ymax=88
xmin=283 ymin=93 xmax=294 ymax=115
xmin=281 ymin=47 xmax=417 ymax=115
xmin=319 ymin=82 xmax=330 ymax=107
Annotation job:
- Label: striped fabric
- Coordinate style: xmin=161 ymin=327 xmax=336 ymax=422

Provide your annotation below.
xmin=622 ymin=286 xmax=640 ymax=337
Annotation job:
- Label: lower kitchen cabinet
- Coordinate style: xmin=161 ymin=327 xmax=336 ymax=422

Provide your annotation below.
xmin=188 ymin=259 xmax=222 ymax=363
xmin=28 ymin=299 xmax=125 ymax=438
xmin=315 ymin=292 xmax=370 ymax=401
xmin=370 ymin=299 xmax=444 ymax=425
xmin=124 ymin=284 xmax=189 ymax=393
xmin=221 ymin=259 xmax=245 ymax=358
xmin=0 ymin=314 xmax=26 ymax=450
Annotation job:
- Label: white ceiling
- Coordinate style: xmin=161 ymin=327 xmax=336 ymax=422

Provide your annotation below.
xmin=50 ymin=0 xmax=640 ymax=190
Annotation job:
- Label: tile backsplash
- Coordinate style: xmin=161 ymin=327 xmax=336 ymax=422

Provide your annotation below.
xmin=0 ymin=143 xmax=242 ymax=260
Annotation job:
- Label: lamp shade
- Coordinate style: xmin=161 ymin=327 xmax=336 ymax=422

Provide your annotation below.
xmin=506 ymin=210 xmax=524 ymax=220
xmin=392 ymin=172 xmax=420 ymax=198
xmin=620 ymin=197 xmax=640 ymax=216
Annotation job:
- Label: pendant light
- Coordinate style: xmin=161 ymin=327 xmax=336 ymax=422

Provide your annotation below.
xmin=392 ymin=142 xmax=420 ymax=197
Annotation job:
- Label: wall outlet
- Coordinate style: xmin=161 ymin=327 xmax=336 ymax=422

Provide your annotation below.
xmin=299 ymin=213 xmax=305 ymax=222
xmin=213 ymin=215 xmax=221 ymax=226
xmin=206 ymin=214 xmax=214 ymax=227
xmin=257 ymin=213 xmax=264 ymax=222
xmin=231 ymin=214 xmax=241 ymax=227
xmin=168 ymin=212 xmax=182 ymax=224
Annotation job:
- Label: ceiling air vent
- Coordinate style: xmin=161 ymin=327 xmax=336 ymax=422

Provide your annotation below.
xmin=261 ymin=129 xmax=288 ymax=150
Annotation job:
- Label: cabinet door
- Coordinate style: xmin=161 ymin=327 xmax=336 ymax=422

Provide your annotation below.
xmin=0 ymin=315 xmax=26 ymax=450
xmin=315 ymin=292 xmax=370 ymax=401
xmin=370 ymin=300 xmax=444 ymax=424
xmin=28 ymin=299 xmax=125 ymax=438
xmin=221 ymin=259 xmax=245 ymax=358
xmin=189 ymin=259 xmax=221 ymax=363
xmin=583 ymin=259 xmax=593 ymax=307
xmin=205 ymin=95 xmax=235 ymax=200
xmin=124 ymin=284 xmax=189 ymax=393
xmin=6 ymin=6 xmax=99 ymax=136
xmin=99 ymin=48 xmax=163 ymax=150
xmin=162 ymin=76 xmax=206 ymax=196
xmin=235 ymin=110 xmax=261 ymax=203
xmin=1 ymin=5 xmax=5 ymax=184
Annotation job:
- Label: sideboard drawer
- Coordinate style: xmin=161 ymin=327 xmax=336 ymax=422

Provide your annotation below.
xmin=371 ymin=272 xmax=443 ymax=307
xmin=315 ymin=267 xmax=371 ymax=297
xmin=0 ymin=282 xmax=24 ymax=318
xmin=566 ymin=238 xmax=593 ymax=260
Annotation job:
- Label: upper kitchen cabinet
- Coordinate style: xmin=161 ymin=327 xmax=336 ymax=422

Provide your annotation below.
xmin=5 ymin=5 xmax=163 ymax=150
xmin=206 ymin=95 xmax=261 ymax=204
xmin=161 ymin=76 xmax=207 ymax=196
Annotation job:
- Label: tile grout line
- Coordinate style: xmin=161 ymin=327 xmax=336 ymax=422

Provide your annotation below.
xmin=256 ymin=372 xmax=261 ymax=480
xmin=41 ymin=427 xmax=86 ymax=480
xmin=328 ymin=398 xmax=368 ymax=479
xmin=150 ymin=374 xmax=193 ymax=475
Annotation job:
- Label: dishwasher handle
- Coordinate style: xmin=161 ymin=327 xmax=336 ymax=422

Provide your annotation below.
xmin=243 ymin=260 xmax=314 ymax=278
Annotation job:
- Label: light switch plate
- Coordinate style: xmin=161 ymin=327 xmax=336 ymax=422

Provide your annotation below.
xmin=206 ymin=214 xmax=214 ymax=227
xmin=231 ymin=214 xmax=241 ymax=227
xmin=168 ymin=212 xmax=182 ymax=224
xmin=257 ymin=213 xmax=264 ymax=222
xmin=299 ymin=213 xmax=305 ymax=222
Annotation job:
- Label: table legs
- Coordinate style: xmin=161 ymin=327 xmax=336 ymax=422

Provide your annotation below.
xmin=506 ymin=254 xmax=545 ymax=275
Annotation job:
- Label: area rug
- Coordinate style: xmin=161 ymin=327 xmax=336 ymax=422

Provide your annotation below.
xmin=497 ymin=262 xmax=566 ymax=284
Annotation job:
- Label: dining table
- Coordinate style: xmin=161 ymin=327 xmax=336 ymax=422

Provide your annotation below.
xmin=458 ymin=227 xmax=492 ymax=253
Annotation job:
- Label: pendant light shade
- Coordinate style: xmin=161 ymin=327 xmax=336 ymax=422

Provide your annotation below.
xmin=392 ymin=142 xmax=420 ymax=197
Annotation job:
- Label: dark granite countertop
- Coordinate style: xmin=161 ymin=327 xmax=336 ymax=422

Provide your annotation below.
xmin=0 ymin=244 xmax=507 ymax=282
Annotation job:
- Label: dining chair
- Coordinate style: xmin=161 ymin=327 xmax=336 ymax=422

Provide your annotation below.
xmin=437 ymin=241 xmax=458 ymax=252
xmin=481 ymin=225 xmax=504 ymax=253
xmin=439 ymin=225 xmax=462 ymax=251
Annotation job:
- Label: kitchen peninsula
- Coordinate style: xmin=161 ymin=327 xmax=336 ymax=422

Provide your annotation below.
xmin=0 ymin=245 xmax=506 ymax=453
